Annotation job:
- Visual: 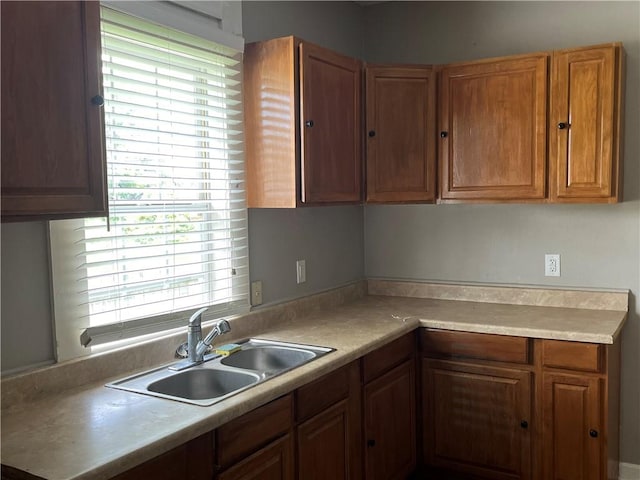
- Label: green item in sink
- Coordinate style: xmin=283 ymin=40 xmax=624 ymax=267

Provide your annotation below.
xmin=215 ymin=343 xmax=242 ymax=356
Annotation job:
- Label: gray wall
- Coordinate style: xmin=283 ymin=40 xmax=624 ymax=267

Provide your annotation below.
xmin=1 ymin=222 xmax=55 ymax=372
xmin=363 ymin=1 xmax=640 ymax=465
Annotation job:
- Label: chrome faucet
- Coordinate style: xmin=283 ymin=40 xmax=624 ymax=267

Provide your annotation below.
xmin=171 ymin=307 xmax=231 ymax=371
xmin=187 ymin=307 xmax=231 ymax=363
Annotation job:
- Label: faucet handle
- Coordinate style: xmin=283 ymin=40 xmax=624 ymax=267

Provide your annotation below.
xmin=188 ymin=307 xmax=209 ymax=327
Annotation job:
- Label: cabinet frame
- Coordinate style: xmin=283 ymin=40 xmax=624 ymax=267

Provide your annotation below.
xmin=244 ymin=36 xmax=363 ymax=208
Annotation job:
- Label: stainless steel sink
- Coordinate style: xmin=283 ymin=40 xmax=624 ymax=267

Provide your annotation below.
xmin=148 ymin=368 xmax=260 ymax=400
xmin=221 ymin=343 xmax=316 ymax=372
xmin=106 ymin=338 xmax=333 ymax=406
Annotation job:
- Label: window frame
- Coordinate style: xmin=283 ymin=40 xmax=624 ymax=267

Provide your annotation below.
xmin=49 ymin=2 xmax=247 ymax=362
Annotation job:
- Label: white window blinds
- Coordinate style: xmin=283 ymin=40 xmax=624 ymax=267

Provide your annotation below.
xmin=50 ymin=6 xmax=248 ymax=360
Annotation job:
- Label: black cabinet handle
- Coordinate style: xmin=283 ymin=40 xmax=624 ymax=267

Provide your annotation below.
xmin=367 ymin=439 xmax=376 ymax=447
xmin=305 ymin=120 xmax=314 ymax=128
xmin=520 ymin=420 xmax=529 ymax=429
xmin=589 ymin=429 xmax=599 ymax=438
xmin=440 ymin=131 xmax=448 ymax=138
xmin=368 ymin=130 xmax=376 ymax=137
xmin=558 ymin=122 xmax=569 ymax=130
xmin=91 ymin=95 xmax=105 ymax=107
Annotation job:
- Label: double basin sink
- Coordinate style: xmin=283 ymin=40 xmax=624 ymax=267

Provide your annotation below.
xmin=106 ymin=339 xmax=334 ymax=406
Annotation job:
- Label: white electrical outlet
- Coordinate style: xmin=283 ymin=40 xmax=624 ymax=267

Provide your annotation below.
xmin=250 ymin=280 xmax=263 ymax=306
xmin=545 ymin=254 xmax=561 ymax=277
xmin=296 ymin=259 xmax=306 ymax=284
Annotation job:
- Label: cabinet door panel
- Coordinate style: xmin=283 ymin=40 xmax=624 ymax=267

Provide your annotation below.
xmin=298 ymin=400 xmax=350 ymax=480
xmin=1 ymin=1 xmax=106 ymax=219
xmin=217 ymin=435 xmax=293 ymax=480
xmin=424 ymin=359 xmax=531 ymax=479
xmin=364 ymin=359 xmax=416 ymax=480
xmin=550 ymin=44 xmax=622 ymax=202
xmin=439 ymin=55 xmax=547 ymax=201
xmin=300 ymin=42 xmax=362 ymax=204
xmin=110 ymin=433 xmax=213 ymax=480
xmin=542 ymin=373 xmax=601 ymax=480
xmin=365 ymin=66 xmax=436 ymax=203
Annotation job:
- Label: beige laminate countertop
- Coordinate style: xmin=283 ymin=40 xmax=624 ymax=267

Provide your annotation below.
xmin=0 ymin=291 xmax=628 ymax=480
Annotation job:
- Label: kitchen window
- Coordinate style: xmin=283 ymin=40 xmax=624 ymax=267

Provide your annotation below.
xmin=49 ymin=4 xmax=248 ymax=361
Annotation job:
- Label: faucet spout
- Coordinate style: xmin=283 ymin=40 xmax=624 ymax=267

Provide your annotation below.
xmin=187 ymin=307 xmax=209 ymax=363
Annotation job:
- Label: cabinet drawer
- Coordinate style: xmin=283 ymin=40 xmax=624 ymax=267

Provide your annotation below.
xmin=542 ymin=340 xmax=602 ymax=372
xmin=216 ymin=394 xmax=293 ymax=468
xmin=363 ymin=333 xmax=415 ymax=383
xmin=296 ymin=363 xmax=351 ymax=422
xmin=420 ymin=329 xmax=530 ymax=364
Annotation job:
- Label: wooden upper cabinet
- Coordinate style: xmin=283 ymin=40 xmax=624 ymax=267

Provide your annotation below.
xmin=300 ymin=43 xmax=362 ymax=204
xmin=1 ymin=1 xmax=107 ymax=220
xmin=549 ymin=44 xmax=624 ymax=203
xmin=244 ymin=36 xmax=362 ymax=207
xmin=365 ymin=66 xmax=436 ymax=203
xmin=439 ymin=54 xmax=548 ymax=202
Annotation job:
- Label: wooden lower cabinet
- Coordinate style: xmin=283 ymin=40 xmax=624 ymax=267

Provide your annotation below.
xmin=423 ymin=360 xmax=532 ymax=480
xmin=298 ymin=400 xmax=351 ymax=480
xmin=93 ymin=330 xmax=620 ymax=480
xmin=109 ymin=433 xmax=214 ymax=480
xmin=540 ymin=338 xmax=619 ymax=480
xmin=364 ymin=359 xmax=417 ymax=480
xmin=217 ymin=434 xmax=294 ymax=480
xmin=420 ymin=331 xmax=620 ymax=480
xmin=295 ymin=361 xmax=362 ymax=480
xmin=542 ymin=373 xmax=601 ymax=480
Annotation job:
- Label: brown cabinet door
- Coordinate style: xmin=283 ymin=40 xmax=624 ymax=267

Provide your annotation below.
xmin=542 ymin=373 xmax=601 ymax=480
xmin=423 ymin=359 xmax=532 ymax=480
xmin=365 ymin=66 xmax=436 ymax=203
xmin=297 ymin=399 xmax=352 ymax=480
xmin=217 ymin=434 xmax=294 ymax=480
xmin=439 ymin=54 xmax=548 ymax=201
xmin=110 ymin=433 xmax=214 ymax=480
xmin=549 ymin=44 xmax=623 ymax=203
xmin=364 ymin=359 xmax=416 ymax=480
xmin=299 ymin=42 xmax=362 ymax=204
xmin=1 ymin=1 xmax=106 ymax=219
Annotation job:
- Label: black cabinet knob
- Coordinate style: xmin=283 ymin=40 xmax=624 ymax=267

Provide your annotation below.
xmin=589 ymin=429 xmax=599 ymax=438
xmin=440 ymin=131 xmax=448 ymax=138
xmin=520 ymin=420 xmax=528 ymax=429
xmin=91 ymin=95 xmax=105 ymax=107
xmin=305 ymin=120 xmax=314 ymax=128
xmin=367 ymin=439 xmax=376 ymax=447
xmin=558 ymin=122 xmax=568 ymax=129
xmin=368 ymin=130 xmax=376 ymax=137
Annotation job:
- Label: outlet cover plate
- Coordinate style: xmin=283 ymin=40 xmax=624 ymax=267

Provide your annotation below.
xmin=545 ymin=254 xmax=561 ymax=277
